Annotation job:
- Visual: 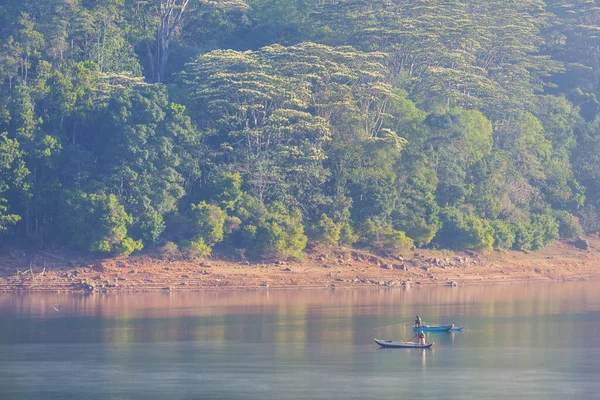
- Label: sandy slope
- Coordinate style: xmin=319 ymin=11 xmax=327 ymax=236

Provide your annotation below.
xmin=0 ymin=236 xmax=599 ymax=292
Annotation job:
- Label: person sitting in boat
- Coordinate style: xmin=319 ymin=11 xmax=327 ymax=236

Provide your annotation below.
xmin=418 ymin=331 xmax=426 ymax=345
xmin=415 ymin=315 xmax=422 ymax=328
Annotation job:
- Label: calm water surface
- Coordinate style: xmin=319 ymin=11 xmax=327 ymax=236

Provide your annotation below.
xmin=1 ymin=282 xmax=599 ymax=399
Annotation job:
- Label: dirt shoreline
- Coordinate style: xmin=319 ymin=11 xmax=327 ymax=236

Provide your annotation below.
xmin=1 ymin=236 xmax=599 ymax=293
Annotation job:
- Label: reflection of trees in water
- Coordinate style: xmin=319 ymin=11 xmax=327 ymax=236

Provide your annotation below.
xmin=0 ymin=282 xmax=596 ymax=348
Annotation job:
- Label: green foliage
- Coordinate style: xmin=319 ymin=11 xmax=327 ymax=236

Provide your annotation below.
xmin=512 ymin=212 xmax=559 ymax=251
xmin=0 ymin=0 xmax=596 ymax=260
xmin=208 ymin=171 xmax=243 ymax=210
xmin=158 ymin=241 xmax=179 ymax=259
xmin=554 ymin=210 xmax=583 ymax=239
xmin=115 ymin=237 xmax=144 ymax=256
xmin=578 ymin=205 xmax=600 ymax=234
xmin=513 ymin=222 xmax=535 ymax=251
xmin=437 ymin=207 xmax=494 ymax=252
xmin=359 ymin=219 xmax=414 ymax=256
xmin=138 ymin=211 xmax=166 ymax=248
xmin=530 ymin=212 xmax=559 ymax=250
xmin=182 ymin=237 xmax=212 ymax=259
xmin=248 ymin=202 xmax=307 ymax=259
xmin=189 ymin=201 xmax=227 ymax=246
xmin=255 ymin=219 xmax=307 ymax=258
xmin=60 ymin=192 xmax=142 ymax=255
xmin=404 ymin=218 xmax=438 ymax=248
xmin=313 ymin=213 xmax=341 ymax=246
xmin=0 ymin=132 xmax=26 ymax=231
xmin=380 ymin=228 xmax=414 ymax=256
xmin=339 ymin=222 xmax=358 ymax=246
xmin=489 ymin=220 xmax=516 ymax=250
xmin=0 ymin=198 xmax=21 ymax=231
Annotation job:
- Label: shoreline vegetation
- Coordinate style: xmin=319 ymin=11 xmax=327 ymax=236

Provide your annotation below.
xmin=2 ymin=2 xmax=600 ymax=276
xmin=1 ymin=236 xmax=598 ymax=293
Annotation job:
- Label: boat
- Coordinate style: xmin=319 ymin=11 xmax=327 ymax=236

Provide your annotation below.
xmin=374 ymin=339 xmax=433 ymax=349
xmin=412 ymin=324 xmax=454 ymax=332
xmin=450 ymin=326 xmax=464 ymax=331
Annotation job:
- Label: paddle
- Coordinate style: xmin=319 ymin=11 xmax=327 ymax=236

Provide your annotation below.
xmin=403 ymin=333 xmax=417 ymax=343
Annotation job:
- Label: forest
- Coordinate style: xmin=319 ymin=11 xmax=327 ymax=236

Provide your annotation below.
xmin=0 ymin=0 xmax=599 ymax=260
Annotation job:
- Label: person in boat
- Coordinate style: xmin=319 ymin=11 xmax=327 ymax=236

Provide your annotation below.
xmin=418 ymin=331 xmax=426 ymax=345
xmin=415 ymin=315 xmax=422 ymax=328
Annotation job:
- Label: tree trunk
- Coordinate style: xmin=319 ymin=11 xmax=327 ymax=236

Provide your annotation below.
xmin=151 ymin=0 xmax=190 ymax=83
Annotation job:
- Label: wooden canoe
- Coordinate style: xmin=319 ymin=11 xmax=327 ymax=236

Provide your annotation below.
xmin=374 ymin=339 xmax=433 ymax=348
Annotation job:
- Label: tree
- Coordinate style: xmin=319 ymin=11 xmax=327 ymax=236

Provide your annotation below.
xmin=248 ymin=202 xmax=307 ymax=259
xmin=313 ymin=213 xmax=340 ymax=246
xmin=59 ymin=191 xmax=142 ymax=255
xmin=183 ymin=42 xmax=402 ymax=219
xmin=131 ymin=0 xmax=248 ymax=82
xmin=436 ymin=207 xmax=494 ymax=252
xmin=0 ymin=132 xmax=27 ymax=232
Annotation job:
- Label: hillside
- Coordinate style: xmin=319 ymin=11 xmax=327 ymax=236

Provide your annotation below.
xmin=1 ymin=1 xmax=600 ymax=262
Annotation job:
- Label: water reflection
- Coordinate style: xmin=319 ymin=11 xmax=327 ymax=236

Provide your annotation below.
xmin=0 ymin=282 xmax=599 ymax=399
xmin=0 ymin=282 xmax=599 ymax=347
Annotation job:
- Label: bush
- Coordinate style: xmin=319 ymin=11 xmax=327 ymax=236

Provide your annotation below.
xmin=578 ymin=205 xmax=600 ymax=234
xmin=158 ymin=241 xmax=179 ymax=259
xmin=554 ymin=210 xmax=583 ymax=239
xmin=313 ymin=213 xmax=341 ymax=245
xmin=530 ymin=212 xmax=559 ymax=250
xmin=247 ymin=203 xmax=308 ymax=259
xmin=489 ymin=220 xmax=515 ymax=249
xmin=182 ymin=237 xmax=212 ymax=258
xmin=340 ymin=222 xmax=358 ymax=246
xmin=190 ymin=201 xmax=226 ymax=246
xmin=380 ymin=228 xmax=414 ymax=255
xmin=61 ymin=191 xmax=142 ymax=255
xmin=208 ymin=171 xmax=243 ymax=210
xmin=405 ymin=218 xmax=437 ymax=247
xmin=138 ymin=211 xmax=166 ymax=248
xmin=359 ymin=219 xmax=379 ymax=244
xmin=224 ymin=216 xmax=242 ymax=235
xmin=513 ymin=221 xmax=534 ymax=250
xmin=436 ymin=207 xmax=494 ymax=251
xmin=114 ymin=237 xmax=144 ymax=256
xmin=359 ymin=220 xmax=414 ymax=255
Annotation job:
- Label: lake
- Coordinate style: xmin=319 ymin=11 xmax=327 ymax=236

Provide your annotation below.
xmin=0 ymin=282 xmax=599 ymax=399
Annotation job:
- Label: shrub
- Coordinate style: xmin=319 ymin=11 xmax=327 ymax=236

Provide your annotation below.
xmin=158 ymin=241 xmax=179 ymax=259
xmin=359 ymin=219 xmax=379 ymax=244
xmin=190 ymin=201 xmax=226 ymax=246
xmin=489 ymin=220 xmax=515 ymax=249
xmin=359 ymin=220 xmax=414 ymax=255
xmin=578 ymin=205 xmax=600 ymax=234
xmin=61 ymin=191 xmax=142 ymax=255
xmin=247 ymin=203 xmax=308 ymax=259
xmin=138 ymin=211 xmax=166 ymax=248
xmin=224 ymin=216 xmax=242 ymax=235
xmin=313 ymin=213 xmax=341 ymax=245
xmin=554 ymin=210 xmax=583 ymax=239
xmin=114 ymin=237 xmax=144 ymax=256
xmin=380 ymin=228 xmax=414 ymax=255
xmin=339 ymin=222 xmax=358 ymax=246
xmin=182 ymin=237 xmax=212 ymax=258
xmin=436 ymin=207 xmax=494 ymax=251
xmin=530 ymin=212 xmax=559 ymax=250
xmin=208 ymin=171 xmax=243 ymax=210
xmin=405 ymin=218 xmax=437 ymax=247
xmin=513 ymin=221 xmax=534 ymax=250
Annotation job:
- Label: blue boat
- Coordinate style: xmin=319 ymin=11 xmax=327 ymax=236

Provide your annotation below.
xmin=412 ymin=324 xmax=453 ymax=332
